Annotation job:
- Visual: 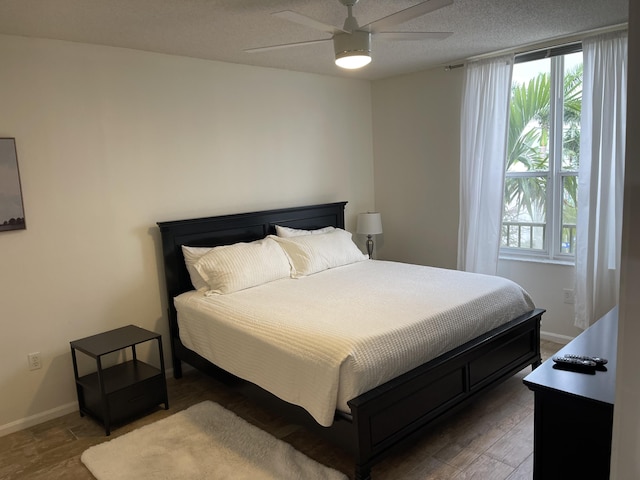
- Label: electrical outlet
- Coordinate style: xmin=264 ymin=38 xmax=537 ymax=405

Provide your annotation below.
xmin=563 ymin=288 xmax=575 ymax=304
xmin=28 ymin=352 xmax=41 ymax=370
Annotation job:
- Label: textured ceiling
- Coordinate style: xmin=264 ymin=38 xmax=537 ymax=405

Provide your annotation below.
xmin=0 ymin=0 xmax=629 ymax=80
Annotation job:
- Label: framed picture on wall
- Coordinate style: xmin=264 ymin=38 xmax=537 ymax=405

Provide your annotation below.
xmin=0 ymin=138 xmax=26 ymax=232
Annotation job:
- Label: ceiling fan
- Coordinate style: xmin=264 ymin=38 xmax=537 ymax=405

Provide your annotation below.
xmin=245 ymin=0 xmax=454 ymax=69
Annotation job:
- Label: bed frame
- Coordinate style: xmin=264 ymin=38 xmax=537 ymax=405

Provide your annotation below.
xmin=157 ymin=201 xmax=544 ymax=480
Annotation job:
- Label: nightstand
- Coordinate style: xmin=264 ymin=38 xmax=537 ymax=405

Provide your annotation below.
xmin=70 ymin=325 xmax=169 ymax=435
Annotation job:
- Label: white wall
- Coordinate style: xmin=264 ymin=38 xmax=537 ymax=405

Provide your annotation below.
xmin=371 ymin=66 xmax=582 ymax=341
xmin=497 ymin=260 xmax=582 ymax=341
xmin=0 ymin=34 xmax=375 ymax=434
xmin=371 ymin=68 xmax=462 ymax=269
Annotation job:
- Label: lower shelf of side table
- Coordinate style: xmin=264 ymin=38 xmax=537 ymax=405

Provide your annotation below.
xmin=77 ymin=359 xmax=168 ymax=428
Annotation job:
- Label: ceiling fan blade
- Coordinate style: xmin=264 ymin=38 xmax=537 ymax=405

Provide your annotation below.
xmin=364 ymin=0 xmax=454 ymax=33
xmin=376 ymin=31 xmax=453 ymax=41
xmin=244 ymin=38 xmax=331 ymax=53
xmin=272 ymin=10 xmax=347 ymax=35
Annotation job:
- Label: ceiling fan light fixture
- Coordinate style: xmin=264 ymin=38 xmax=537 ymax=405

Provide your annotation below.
xmin=334 ymin=31 xmax=371 ymax=69
xmin=335 ymin=54 xmax=371 ymax=69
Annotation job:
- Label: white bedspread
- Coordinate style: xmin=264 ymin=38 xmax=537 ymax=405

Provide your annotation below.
xmin=175 ymin=260 xmax=535 ymax=426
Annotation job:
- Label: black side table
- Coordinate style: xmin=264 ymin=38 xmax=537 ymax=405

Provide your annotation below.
xmin=70 ymin=325 xmax=169 ymax=435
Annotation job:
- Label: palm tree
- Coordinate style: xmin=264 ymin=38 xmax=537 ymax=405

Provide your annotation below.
xmin=505 ymin=72 xmax=550 ymax=224
xmin=503 ymin=62 xmax=582 ymax=250
xmin=560 ymin=63 xmax=583 ymax=218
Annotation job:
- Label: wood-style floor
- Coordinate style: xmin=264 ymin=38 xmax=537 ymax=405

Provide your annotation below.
xmin=0 ymin=340 xmax=562 ymax=480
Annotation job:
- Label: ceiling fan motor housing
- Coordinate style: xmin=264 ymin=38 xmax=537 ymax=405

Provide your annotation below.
xmin=334 ymin=30 xmax=371 ymax=61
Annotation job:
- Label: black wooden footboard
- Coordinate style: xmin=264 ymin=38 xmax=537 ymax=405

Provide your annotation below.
xmin=347 ymin=308 xmax=543 ymax=480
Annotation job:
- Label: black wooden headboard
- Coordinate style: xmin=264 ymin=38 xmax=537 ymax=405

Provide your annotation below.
xmin=156 ymin=201 xmax=347 ymax=359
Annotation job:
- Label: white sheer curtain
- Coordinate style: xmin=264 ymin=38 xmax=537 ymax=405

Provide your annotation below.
xmin=458 ymin=55 xmax=514 ymax=275
xmin=575 ymin=31 xmax=628 ymax=329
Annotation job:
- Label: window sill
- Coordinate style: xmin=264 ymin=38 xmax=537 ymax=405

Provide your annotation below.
xmin=499 ymin=254 xmax=575 ymax=267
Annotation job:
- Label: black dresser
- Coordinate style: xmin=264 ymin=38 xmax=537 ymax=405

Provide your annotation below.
xmin=523 ymin=307 xmax=617 ymax=480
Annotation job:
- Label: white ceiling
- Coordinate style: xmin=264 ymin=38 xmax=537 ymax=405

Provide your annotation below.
xmin=0 ymin=0 xmax=629 ymax=80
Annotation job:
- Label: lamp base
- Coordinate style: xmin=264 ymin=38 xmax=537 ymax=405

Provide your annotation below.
xmin=366 ymin=235 xmax=374 ymax=258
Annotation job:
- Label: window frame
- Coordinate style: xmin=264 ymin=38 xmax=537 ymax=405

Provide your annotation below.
xmin=500 ymin=44 xmax=582 ymax=264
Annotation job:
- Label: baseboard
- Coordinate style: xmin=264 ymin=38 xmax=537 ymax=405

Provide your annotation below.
xmin=541 ymin=330 xmax=574 ymax=345
xmin=0 ymin=401 xmax=78 ymax=438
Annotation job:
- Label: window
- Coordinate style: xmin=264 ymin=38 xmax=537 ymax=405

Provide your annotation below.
xmin=501 ymin=45 xmax=582 ymax=262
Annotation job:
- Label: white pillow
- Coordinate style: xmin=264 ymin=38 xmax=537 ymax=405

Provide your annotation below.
xmin=270 ymin=229 xmax=368 ymax=277
xmin=275 ymin=224 xmax=336 ymax=238
xmin=182 ymin=245 xmax=212 ymax=291
xmin=194 ymin=237 xmax=291 ymax=294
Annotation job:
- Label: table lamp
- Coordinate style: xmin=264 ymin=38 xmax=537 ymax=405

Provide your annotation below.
xmin=357 ymin=212 xmax=383 ymax=258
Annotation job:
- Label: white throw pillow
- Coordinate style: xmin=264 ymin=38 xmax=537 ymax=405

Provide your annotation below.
xmin=194 ymin=237 xmax=291 ymax=294
xmin=274 ymin=225 xmax=336 ymax=238
xmin=182 ymin=245 xmax=213 ymax=291
xmin=270 ymin=229 xmax=368 ymax=277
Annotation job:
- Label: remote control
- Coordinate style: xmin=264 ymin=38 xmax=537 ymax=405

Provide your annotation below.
xmin=552 ymin=356 xmax=597 ymax=373
xmin=563 ymin=353 xmax=608 ymax=367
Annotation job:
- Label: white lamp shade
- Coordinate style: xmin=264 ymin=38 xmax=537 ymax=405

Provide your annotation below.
xmin=357 ymin=212 xmax=383 ymax=235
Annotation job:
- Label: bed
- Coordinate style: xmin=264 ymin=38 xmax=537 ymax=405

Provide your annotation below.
xmin=157 ymin=201 xmax=544 ymax=480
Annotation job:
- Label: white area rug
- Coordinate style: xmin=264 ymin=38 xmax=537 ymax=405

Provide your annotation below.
xmin=81 ymin=400 xmax=348 ymax=480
